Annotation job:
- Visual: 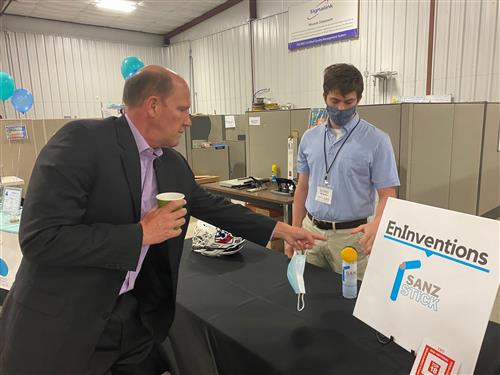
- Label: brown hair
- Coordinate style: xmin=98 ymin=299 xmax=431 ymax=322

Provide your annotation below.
xmin=323 ymin=63 xmax=364 ymax=99
xmin=122 ymin=70 xmax=173 ymax=107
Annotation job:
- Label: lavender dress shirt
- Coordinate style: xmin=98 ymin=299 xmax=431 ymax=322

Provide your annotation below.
xmin=119 ymin=114 xmax=163 ymax=294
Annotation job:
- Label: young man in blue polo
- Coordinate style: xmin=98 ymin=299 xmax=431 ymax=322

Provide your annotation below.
xmin=285 ymin=63 xmax=400 ymax=279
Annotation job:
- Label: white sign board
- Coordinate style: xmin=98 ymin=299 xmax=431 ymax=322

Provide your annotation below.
xmin=288 ymin=0 xmax=359 ymax=50
xmin=224 ymin=115 xmax=236 ymax=129
xmin=249 ymin=116 xmax=261 ymax=126
xmin=2 ymin=187 xmax=22 ymax=214
xmin=354 ymin=198 xmax=499 ymax=375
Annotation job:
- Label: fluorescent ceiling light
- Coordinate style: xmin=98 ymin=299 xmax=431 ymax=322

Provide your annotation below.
xmin=96 ymin=0 xmax=137 ymax=13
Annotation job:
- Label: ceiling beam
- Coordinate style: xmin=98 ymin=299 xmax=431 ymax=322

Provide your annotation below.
xmin=249 ymin=0 xmax=256 ymax=20
xmin=163 ymin=0 xmax=243 ymax=45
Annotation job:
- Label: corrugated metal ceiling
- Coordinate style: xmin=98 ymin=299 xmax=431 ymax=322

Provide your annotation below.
xmin=4 ymin=0 xmax=227 ymax=34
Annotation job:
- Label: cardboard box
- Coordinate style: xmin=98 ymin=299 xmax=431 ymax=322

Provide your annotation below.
xmin=246 ymin=203 xmax=284 ymax=252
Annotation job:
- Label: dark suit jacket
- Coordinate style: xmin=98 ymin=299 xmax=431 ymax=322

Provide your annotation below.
xmin=0 ymin=116 xmax=276 ymax=374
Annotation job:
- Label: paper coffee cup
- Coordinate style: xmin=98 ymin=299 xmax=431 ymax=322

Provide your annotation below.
xmin=156 ymin=192 xmax=185 ymax=209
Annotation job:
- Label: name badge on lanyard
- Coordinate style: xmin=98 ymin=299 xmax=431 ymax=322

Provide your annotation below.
xmin=320 ymin=118 xmax=360 ymax=206
xmin=315 ymin=184 xmax=333 ymax=205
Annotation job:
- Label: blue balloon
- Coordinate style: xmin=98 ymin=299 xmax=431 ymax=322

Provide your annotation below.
xmin=121 ymin=56 xmax=144 ymax=79
xmin=0 ymin=71 xmax=15 ymax=101
xmin=11 ymin=88 xmax=34 ymax=114
xmin=0 ymin=258 xmax=8 ymax=277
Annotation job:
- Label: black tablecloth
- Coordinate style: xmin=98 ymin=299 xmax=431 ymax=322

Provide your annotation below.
xmin=169 ymin=240 xmax=500 ymax=375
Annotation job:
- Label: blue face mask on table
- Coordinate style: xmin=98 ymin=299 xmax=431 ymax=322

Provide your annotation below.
xmin=326 ymin=105 xmax=356 ymax=126
xmin=287 ymin=251 xmax=306 ymax=311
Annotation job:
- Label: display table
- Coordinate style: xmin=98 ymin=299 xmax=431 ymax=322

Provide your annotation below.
xmin=0 ymin=211 xmax=22 ymax=303
xmin=202 ymin=182 xmax=294 ymax=224
xmin=168 ymin=239 xmax=500 ymax=375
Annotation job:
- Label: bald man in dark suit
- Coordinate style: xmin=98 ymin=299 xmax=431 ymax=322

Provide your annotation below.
xmin=0 ymin=66 xmax=324 ymax=374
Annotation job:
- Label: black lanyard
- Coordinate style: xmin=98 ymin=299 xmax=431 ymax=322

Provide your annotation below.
xmin=323 ymin=118 xmax=361 ymax=185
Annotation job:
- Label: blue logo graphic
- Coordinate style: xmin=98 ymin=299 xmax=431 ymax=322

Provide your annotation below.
xmin=390 ymin=260 xmax=421 ymax=301
xmin=0 ymin=258 xmax=8 ymax=277
xmin=384 ymin=234 xmax=489 ymax=273
xmin=307 ymin=0 xmax=333 ymax=20
xmin=342 ymin=264 xmax=349 ymax=281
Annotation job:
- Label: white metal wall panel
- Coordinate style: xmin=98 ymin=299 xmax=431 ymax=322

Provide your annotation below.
xmin=433 ymin=0 xmax=499 ymax=101
xmin=162 ymin=41 xmax=192 ymax=112
xmin=252 ymin=0 xmax=430 ymax=108
xmin=163 ymin=41 xmax=191 ymax=84
xmin=0 ymin=30 xmax=164 ymax=119
xmin=171 ymin=0 xmax=249 ymax=44
xmin=257 ymin=0 xmax=292 ymax=19
xmin=190 ymin=24 xmax=252 ymax=115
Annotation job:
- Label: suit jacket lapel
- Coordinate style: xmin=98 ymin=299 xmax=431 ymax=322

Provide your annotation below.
xmin=115 ymin=116 xmax=141 ymax=221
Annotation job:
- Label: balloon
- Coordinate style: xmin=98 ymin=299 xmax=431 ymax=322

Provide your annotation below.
xmin=121 ymin=56 xmax=144 ymax=79
xmin=0 ymin=258 xmax=8 ymax=277
xmin=0 ymin=71 xmax=15 ymax=100
xmin=11 ymin=88 xmax=33 ymax=114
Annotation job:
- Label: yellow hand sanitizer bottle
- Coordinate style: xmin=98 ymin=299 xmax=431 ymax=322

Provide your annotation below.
xmin=340 ymin=246 xmax=358 ymax=299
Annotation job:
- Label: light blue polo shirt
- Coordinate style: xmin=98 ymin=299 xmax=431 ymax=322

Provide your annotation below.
xmin=297 ymin=113 xmax=400 ymax=222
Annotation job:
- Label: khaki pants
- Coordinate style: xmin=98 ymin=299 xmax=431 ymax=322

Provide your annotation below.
xmin=303 ymin=215 xmax=368 ymax=280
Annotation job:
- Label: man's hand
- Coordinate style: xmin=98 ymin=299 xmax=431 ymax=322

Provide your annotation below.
xmin=351 ymin=220 xmax=379 ymax=255
xmin=140 ymin=199 xmax=187 ymax=245
xmin=273 ymin=222 xmax=326 ymax=258
xmin=284 ymin=243 xmax=294 ymax=258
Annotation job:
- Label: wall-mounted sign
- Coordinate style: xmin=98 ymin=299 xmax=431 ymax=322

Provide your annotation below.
xmin=5 ymin=124 xmax=28 ymax=141
xmin=249 ymin=116 xmax=261 ymax=126
xmin=2 ymin=186 xmax=22 ymax=214
xmin=288 ymin=0 xmax=359 ymax=50
xmin=225 ymin=115 xmax=236 ymax=128
xmin=309 ymin=108 xmax=328 ymax=128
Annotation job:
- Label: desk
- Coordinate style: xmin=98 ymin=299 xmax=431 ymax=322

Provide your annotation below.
xmin=203 ymin=182 xmax=294 ymax=224
xmin=169 ymin=239 xmax=500 ymax=375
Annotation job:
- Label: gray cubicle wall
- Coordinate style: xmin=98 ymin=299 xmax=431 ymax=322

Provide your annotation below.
xmin=357 ymin=104 xmax=402 ymax=168
xmin=478 ymin=103 xmax=500 ymax=217
xmin=224 ymin=114 xmax=248 ymax=141
xmin=226 ymin=140 xmax=246 ymax=178
xmin=208 ymin=115 xmax=225 ymax=142
xmin=247 ymin=110 xmax=290 ymax=178
xmin=402 ymin=104 xmax=456 ymax=210
xmin=224 ymin=114 xmax=248 ymax=178
xmin=190 ymin=115 xmax=225 ymax=144
xmin=291 ymin=109 xmax=311 ymax=140
xmin=400 ymin=103 xmax=488 ymax=215
xmin=448 ymin=103 xmax=485 ymax=215
xmin=189 ymin=115 xmax=224 ymax=168
xmin=358 ymin=104 xmax=403 ymax=198
xmin=191 ymin=147 xmax=229 ymax=180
